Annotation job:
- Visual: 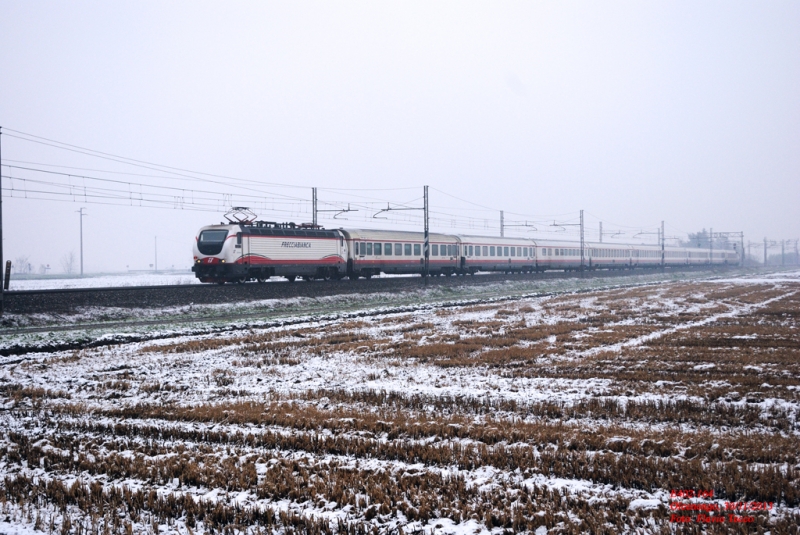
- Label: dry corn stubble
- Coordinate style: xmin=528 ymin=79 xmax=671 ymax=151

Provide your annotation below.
xmin=1 ymin=277 xmax=799 ymax=533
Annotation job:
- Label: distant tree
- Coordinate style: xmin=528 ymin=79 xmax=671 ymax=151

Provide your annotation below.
xmin=13 ymin=255 xmax=32 ymax=274
xmin=682 ymin=229 xmax=733 ymax=250
xmin=60 ymin=251 xmax=76 ymax=274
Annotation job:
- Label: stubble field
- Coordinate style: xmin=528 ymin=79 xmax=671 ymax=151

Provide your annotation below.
xmin=1 ymin=271 xmax=799 ymax=534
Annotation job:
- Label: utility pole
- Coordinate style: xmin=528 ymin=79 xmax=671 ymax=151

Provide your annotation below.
xmin=312 ymin=187 xmax=317 ymax=227
xmin=0 ymin=126 xmax=3 ymax=315
xmin=77 ymin=207 xmax=86 ymax=276
xmin=500 ymin=211 xmax=504 ymax=238
xmin=154 ymin=236 xmax=158 ymax=272
xmin=579 ymin=210 xmax=585 ymax=276
xmin=599 ymin=222 xmax=603 ymax=243
xmin=781 ymin=240 xmax=785 ymax=266
xmin=661 ymin=220 xmax=665 ymax=271
xmin=764 ymin=237 xmax=767 ymax=266
xmin=740 ymin=233 xmax=744 ymax=267
xmin=709 ymin=227 xmax=713 ymax=265
xmin=423 ymin=185 xmax=429 ymax=283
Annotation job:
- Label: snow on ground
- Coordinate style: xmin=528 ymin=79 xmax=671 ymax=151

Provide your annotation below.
xmin=8 ymin=269 xmax=423 ymax=291
xmin=0 ymin=268 xmax=799 ymax=534
xmin=8 ymin=270 xmax=200 ymax=290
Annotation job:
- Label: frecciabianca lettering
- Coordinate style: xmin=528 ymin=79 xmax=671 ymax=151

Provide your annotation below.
xmin=281 ymin=241 xmax=312 ymax=248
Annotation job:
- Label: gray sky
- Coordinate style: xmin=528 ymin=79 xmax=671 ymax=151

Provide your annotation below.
xmin=1 ymin=1 xmax=798 ymax=272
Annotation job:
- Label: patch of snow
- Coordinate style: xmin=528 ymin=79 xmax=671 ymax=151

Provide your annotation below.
xmin=628 ymin=498 xmax=662 ymax=510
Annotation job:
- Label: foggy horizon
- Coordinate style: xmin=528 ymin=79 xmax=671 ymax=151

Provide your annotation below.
xmin=1 ymin=1 xmax=798 ymax=273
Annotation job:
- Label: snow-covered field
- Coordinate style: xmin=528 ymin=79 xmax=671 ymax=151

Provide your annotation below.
xmin=8 ymin=271 xmax=200 ymax=290
xmin=7 ymin=270 xmax=419 ymax=291
xmin=1 ymin=269 xmax=798 ymax=534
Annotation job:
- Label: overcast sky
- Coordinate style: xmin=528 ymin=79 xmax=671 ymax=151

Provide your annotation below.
xmin=1 ymin=1 xmax=798 ymax=273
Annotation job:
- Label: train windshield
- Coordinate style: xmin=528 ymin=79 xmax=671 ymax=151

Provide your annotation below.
xmin=199 ymin=230 xmax=228 ymax=243
xmin=198 ymin=229 xmax=228 ymax=255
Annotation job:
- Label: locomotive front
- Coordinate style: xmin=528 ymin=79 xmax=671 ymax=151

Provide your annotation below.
xmin=192 ymin=224 xmax=245 ymax=283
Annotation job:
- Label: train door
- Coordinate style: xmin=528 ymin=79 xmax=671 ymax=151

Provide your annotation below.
xmin=236 ymin=231 xmax=245 ymax=263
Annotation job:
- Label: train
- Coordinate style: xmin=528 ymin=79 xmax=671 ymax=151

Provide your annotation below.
xmin=191 ymin=216 xmax=739 ymax=284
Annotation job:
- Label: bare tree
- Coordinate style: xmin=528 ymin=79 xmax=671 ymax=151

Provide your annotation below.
xmin=13 ymin=255 xmax=32 ymax=274
xmin=60 ymin=251 xmax=76 ymax=274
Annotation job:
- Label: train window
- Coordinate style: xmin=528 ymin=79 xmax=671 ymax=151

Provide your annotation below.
xmin=448 ymin=245 xmax=454 ymax=256
xmin=373 ymin=243 xmax=381 ymax=255
xmin=475 ymin=246 xmax=480 ymax=256
xmin=483 ymin=246 xmax=488 ymax=256
xmin=432 ymin=244 xmax=438 ymax=256
xmin=366 ymin=243 xmax=373 ymax=255
xmin=490 ymin=246 xmax=495 ymax=256
xmin=503 ymin=247 xmax=509 ymax=256
xmin=394 ymin=243 xmax=401 ymax=255
xmin=414 ymin=244 xmax=421 ymax=256
xmin=405 ymin=244 xmax=412 ymax=256
xmin=510 ymin=247 xmax=515 ymax=257
xmin=523 ymin=247 xmax=527 ymax=257
xmin=384 ymin=243 xmax=392 ymax=255
xmin=199 ymin=229 xmax=228 ymax=243
xmin=468 ymin=245 xmax=473 ymax=256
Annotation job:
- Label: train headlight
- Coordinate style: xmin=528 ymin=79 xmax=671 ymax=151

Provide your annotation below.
xmin=221 ymin=260 xmax=225 ymax=263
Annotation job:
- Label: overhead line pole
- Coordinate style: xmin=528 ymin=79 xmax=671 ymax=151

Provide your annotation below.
xmin=580 ymin=209 xmax=584 ymax=277
xmin=741 ymin=233 xmax=744 ymax=267
xmin=0 ymin=126 xmax=3 ymax=315
xmin=710 ymin=228 xmax=713 ymax=266
xmin=424 ymin=185 xmax=429 ymax=284
xmin=312 ymin=187 xmax=317 ymax=227
xmin=500 ymin=211 xmax=504 ymax=238
xmin=77 ymin=207 xmax=86 ymax=276
xmin=661 ymin=220 xmax=665 ymax=272
xmin=371 ymin=187 xmax=430 ymax=284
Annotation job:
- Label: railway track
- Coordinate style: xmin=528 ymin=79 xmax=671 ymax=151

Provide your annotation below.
xmin=2 ymin=266 xmax=722 ymax=315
